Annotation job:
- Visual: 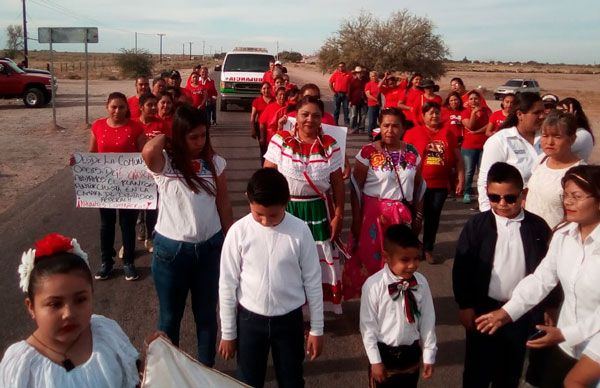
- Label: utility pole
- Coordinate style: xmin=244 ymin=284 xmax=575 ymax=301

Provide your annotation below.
xmin=134 ymin=32 xmax=137 ymax=52
xmin=202 ymin=40 xmax=205 ymax=58
xmin=276 ymin=41 xmax=279 ymax=59
xmin=157 ymin=33 xmax=165 ymax=63
xmin=182 ymin=43 xmax=185 ymax=58
xmin=188 ymin=42 xmax=193 ymax=60
xmin=22 ymin=0 xmax=28 ymax=65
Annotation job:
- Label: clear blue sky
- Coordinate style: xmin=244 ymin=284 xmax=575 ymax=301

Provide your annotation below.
xmin=1 ymin=0 xmax=598 ymax=64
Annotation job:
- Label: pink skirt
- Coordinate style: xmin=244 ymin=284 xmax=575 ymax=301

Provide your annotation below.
xmin=342 ymin=194 xmax=412 ymax=300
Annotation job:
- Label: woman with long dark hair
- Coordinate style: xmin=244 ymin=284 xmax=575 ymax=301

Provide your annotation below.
xmin=142 ymin=105 xmax=233 ymax=366
xmin=557 ymin=97 xmax=595 ymax=162
xmin=398 ymin=72 xmax=423 ymax=124
xmin=477 ymin=92 xmax=545 ymax=211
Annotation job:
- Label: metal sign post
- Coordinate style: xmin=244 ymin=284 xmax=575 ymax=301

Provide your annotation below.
xmin=38 ymin=27 xmax=99 ymax=129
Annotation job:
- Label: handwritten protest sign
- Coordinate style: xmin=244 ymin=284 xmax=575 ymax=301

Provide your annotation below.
xmin=71 ymin=152 xmax=157 ymax=209
xmin=283 ymin=117 xmax=348 ymax=156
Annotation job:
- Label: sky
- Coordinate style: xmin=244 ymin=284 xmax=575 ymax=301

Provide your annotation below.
xmin=1 ymin=0 xmax=599 ymax=64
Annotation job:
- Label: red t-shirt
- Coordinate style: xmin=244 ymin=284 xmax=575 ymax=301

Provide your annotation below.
xmin=380 ymin=85 xmax=404 ymax=109
xmin=461 ymin=106 xmax=492 ymax=150
xmin=364 ymin=81 xmax=380 ymax=107
xmin=259 ymin=102 xmax=287 ymax=144
xmin=404 ymin=125 xmax=458 ymax=189
xmin=127 ymin=96 xmax=140 ymax=121
xmin=441 ymin=108 xmax=464 ymax=139
xmin=137 ymin=118 xmax=171 ymax=139
xmin=488 ymin=110 xmax=508 ymax=135
xmin=329 ymin=71 xmax=352 ymax=93
xmin=91 ymin=118 xmax=144 ymax=153
xmin=412 ymin=94 xmax=443 ymax=126
xmin=263 ymin=70 xmax=274 ymax=85
xmin=157 ymin=115 xmax=173 ymax=137
xmin=186 ymin=84 xmax=206 ymax=109
xmin=402 ymin=88 xmax=423 ymax=122
xmin=252 ymin=96 xmax=273 ymax=116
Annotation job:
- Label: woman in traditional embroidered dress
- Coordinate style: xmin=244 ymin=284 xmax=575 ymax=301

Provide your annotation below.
xmin=264 ymin=95 xmax=345 ymax=314
xmin=342 ymin=107 xmax=423 ymax=300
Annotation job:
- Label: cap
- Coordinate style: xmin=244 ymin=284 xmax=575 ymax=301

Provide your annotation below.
xmin=417 ymin=79 xmax=439 ymax=92
xmin=541 ymin=93 xmax=559 ymax=104
xmin=274 ymin=60 xmax=282 ymax=65
xmin=170 ymin=70 xmax=181 ymax=79
xmin=352 ymin=66 xmax=363 ymax=73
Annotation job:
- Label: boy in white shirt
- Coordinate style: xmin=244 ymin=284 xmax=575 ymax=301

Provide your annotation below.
xmin=360 ymin=224 xmax=437 ymax=387
xmin=218 ymin=168 xmax=324 ymax=387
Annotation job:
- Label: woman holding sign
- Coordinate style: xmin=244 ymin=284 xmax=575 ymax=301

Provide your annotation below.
xmin=142 ymin=104 xmax=233 ymax=366
xmin=89 ymin=92 xmax=146 ymax=281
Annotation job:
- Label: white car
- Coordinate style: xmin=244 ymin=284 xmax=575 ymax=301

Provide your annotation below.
xmin=494 ymin=79 xmax=540 ymax=100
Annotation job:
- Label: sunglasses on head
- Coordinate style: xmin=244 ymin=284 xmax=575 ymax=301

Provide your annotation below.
xmin=487 ymin=192 xmax=520 ymax=204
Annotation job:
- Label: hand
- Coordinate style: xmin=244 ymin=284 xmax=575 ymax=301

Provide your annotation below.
xmin=422 ymin=363 xmax=434 ymax=379
xmin=411 ymin=216 xmax=423 ymax=235
xmin=218 ymin=339 xmax=237 ymax=360
xmin=250 ymin=129 xmax=257 ymax=139
xmin=455 ymin=180 xmax=465 ymax=196
xmin=370 ymin=363 xmax=387 ymax=384
xmin=471 ymin=106 xmax=481 ymax=115
xmin=342 ymin=159 xmax=351 ymax=180
xmin=459 ymin=308 xmax=477 ymax=331
xmin=306 ymin=335 xmax=323 ymax=361
xmin=544 ymin=308 xmax=559 ymax=327
xmin=526 ymin=325 xmax=565 ymax=349
xmin=475 ymin=308 xmax=512 ymax=334
xmin=330 ymin=215 xmax=343 ymax=241
xmin=277 ymin=115 xmax=288 ymax=130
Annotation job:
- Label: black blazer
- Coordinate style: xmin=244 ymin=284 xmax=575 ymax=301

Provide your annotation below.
xmin=452 ymin=210 xmax=552 ymax=313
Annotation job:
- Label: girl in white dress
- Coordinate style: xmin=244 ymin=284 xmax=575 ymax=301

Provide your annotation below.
xmin=0 ymin=233 xmax=139 ymax=388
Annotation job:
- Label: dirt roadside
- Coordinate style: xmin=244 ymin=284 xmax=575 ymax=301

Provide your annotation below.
xmin=1 ymin=64 xmax=599 ymax=215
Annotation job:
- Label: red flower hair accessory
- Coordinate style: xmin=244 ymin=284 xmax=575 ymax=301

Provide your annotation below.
xmin=18 ymin=233 xmax=89 ymax=292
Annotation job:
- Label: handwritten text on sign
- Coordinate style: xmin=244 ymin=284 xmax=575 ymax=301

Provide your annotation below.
xmin=71 ymin=152 xmax=157 ymax=209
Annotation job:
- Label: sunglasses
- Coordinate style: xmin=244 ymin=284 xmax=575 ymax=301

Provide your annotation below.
xmin=487 ymin=192 xmax=520 ymax=204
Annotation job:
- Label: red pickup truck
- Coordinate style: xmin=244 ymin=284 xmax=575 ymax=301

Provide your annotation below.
xmin=0 ymin=58 xmax=53 ymax=107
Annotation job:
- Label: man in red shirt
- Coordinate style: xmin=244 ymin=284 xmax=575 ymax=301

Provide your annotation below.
xmin=348 ymin=66 xmax=367 ymax=134
xmin=128 ymin=76 xmax=150 ymax=120
xmin=328 ymin=61 xmax=352 ymax=126
xmin=168 ymin=70 xmax=192 ymax=104
xmin=199 ymin=67 xmax=218 ymax=125
xmin=262 ymin=60 xmax=276 ymax=86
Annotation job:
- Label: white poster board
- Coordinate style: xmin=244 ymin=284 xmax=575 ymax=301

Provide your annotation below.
xmin=283 ymin=118 xmax=348 ymax=156
xmin=71 ymin=152 xmax=157 ymax=209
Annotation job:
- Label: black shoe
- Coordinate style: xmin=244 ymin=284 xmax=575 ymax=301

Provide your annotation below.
xmin=123 ymin=263 xmax=140 ymax=281
xmin=94 ymin=262 xmax=113 ymax=280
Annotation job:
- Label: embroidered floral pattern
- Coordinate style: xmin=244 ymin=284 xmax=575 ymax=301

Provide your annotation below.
xmin=369 ymin=146 xmax=419 ymax=172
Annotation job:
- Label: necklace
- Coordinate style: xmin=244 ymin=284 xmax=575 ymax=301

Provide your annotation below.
xmin=31 ymin=332 xmax=82 ymax=372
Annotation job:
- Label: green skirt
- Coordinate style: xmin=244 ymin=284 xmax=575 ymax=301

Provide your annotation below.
xmin=287 ymin=197 xmax=330 ymax=242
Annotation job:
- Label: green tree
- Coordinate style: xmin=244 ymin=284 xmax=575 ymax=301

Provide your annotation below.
xmin=278 ymin=51 xmax=303 ymax=63
xmin=318 ymin=10 xmax=449 ymax=78
xmin=4 ymin=24 xmax=24 ymax=59
xmin=115 ymin=48 xmax=154 ymax=78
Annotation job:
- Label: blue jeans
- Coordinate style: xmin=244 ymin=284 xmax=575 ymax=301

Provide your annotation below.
xmin=350 ymin=102 xmax=367 ymax=131
xmin=151 ymin=231 xmax=224 ymax=366
xmin=237 ymin=306 xmax=305 ymax=388
xmin=367 ymin=106 xmax=380 ymax=137
xmin=333 ymin=92 xmax=350 ymax=126
xmin=461 ymin=148 xmax=483 ymax=196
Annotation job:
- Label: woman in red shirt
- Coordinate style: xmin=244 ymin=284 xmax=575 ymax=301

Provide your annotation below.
xmin=398 ymin=72 xmax=423 ymax=124
xmin=412 ymin=79 xmax=443 ymax=126
xmin=89 ymin=92 xmax=146 ymax=281
xmin=461 ymin=90 xmax=492 ymax=204
xmin=442 ymin=91 xmax=465 ymax=141
xmin=186 ymin=72 xmax=208 ymax=111
xmin=486 ymin=93 xmax=514 ymax=136
xmin=157 ymin=92 xmax=174 ymax=136
xmin=250 ymin=82 xmax=273 ymax=139
xmin=404 ymin=102 xmax=464 ymax=263
xmin=259 ymin=86 xmax=287 ymax=154
xmin=364 ymin=71 xmax=380 ymax=140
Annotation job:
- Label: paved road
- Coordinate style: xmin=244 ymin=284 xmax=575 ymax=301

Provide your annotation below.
xmin=0 ymin=85 xmax=472 ymax=387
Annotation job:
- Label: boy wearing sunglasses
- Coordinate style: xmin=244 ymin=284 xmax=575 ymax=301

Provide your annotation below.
xmin=452 ymin=162 xmax=553 ymax=387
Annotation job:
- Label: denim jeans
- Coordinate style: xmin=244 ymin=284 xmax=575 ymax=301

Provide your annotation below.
xmin=350 ymin=102 xmax=367 ymax=131
xmin=237 ymin=305 xmax=305 ymax=388
xmin=422 ymin=188 xmax=448 ymax=252
xmin=151 ymin=231 xmax=224 ymax=367
xmin=367 ymin=105 xmax=380 ymax=137
xmin=461 ymin=148 xmax=483 ymax=196
xmin=333 ymin=92 xmax=350 ymax=126
xmin=99 ymin=208 xmax=138 ymax=264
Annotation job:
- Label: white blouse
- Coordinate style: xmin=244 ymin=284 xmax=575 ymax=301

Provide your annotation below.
xmin=152 ymin=151 xmax=225 ymax=242
xmin=525 ymin=155 xmax=584 ymax=228
xmin=572 ymin=128 xmax=594 ymax=162
xmin=503 ymin=223 xmax=600 ymax=358
xmin=0 ymin=315 xmax=139 ymax=388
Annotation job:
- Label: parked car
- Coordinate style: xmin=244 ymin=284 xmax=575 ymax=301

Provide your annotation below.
xmin=0 ymin=58 xmax=57 ymax=89
xmin=0 ymin=59 xmax=53 ymax=107
xmin=494 ymin=79 xmax=540 ymax=100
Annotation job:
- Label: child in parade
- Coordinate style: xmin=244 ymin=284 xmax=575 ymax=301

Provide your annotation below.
xmin=0 ymin=233 xmax=139 ymax=387
xmin=360 ymin=224 xmax=436 ymax=388
xmin=218 ymin=168 xmax=324 ymax=388
xmin=453 ymin=162 xmax=552 ymax=387
xmin=142 ymin=105 xmax=233 ymax=367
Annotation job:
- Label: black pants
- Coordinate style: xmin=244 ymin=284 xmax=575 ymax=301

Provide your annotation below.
xmin=422 ymin=188 xmax=448 ymax=252
xmin=145 ymin=209 xmax=158 ymax=237
xmin=99 ymin=208 xmax=138 ymax=264
xmin=371 ymin=341 xmax=421 ymax=388
xmin=536 ymin=345 xmax=577 ymax=388
xmin=463 ymin=298 xmax=532 ymax=388
xmin=237 ymin=305 xmax=305 ymax=388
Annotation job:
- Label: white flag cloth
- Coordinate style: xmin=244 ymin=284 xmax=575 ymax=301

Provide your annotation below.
xmin=141 ymin=335 xmax=249 ymax=388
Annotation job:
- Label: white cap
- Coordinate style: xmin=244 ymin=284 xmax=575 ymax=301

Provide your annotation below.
xmin=274 ymin=60 xmax=282 ymax=65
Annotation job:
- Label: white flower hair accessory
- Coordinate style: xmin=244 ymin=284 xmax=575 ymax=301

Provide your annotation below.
xmin=18 ymin=233 xmax=89 ymax=293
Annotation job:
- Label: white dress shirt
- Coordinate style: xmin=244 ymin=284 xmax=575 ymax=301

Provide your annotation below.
xmin=503 ymin=223 xmax=600 ymax=358
xmin=488 ymin=210 xmax=526 ymax=301
xmin=219 ymin=212 xmax=324 ymax=341
xmin=478 ymin=126 xmax=540 ymax=211
xmin=360 ymin=266 xmax=437 ymax=365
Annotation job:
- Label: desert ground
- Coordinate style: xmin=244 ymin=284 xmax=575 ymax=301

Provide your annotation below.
xmin=1 ymin=61 xmax=599 ymax=215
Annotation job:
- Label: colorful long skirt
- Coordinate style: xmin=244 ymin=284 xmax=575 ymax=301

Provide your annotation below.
xmin=288 ymin=196 xmax=343 ymax=314
xmin=342 ymin=194 xmax=412 ymax=300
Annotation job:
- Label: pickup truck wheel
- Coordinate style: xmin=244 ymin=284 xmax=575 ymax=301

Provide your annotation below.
xmin=23 ymin=88 xmax=45 ymax=108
